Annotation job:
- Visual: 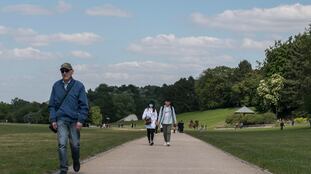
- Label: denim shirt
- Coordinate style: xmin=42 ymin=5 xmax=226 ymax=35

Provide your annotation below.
xmin=48 ymin=79 xmax=89 ymax=123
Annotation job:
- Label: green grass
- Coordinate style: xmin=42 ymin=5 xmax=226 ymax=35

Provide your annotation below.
xmin=177 ymin=108 xmax=237 ymax=129
xmin=188 ymin=127 xmax=311 ymax=174
xmin=0 ymin=123 xmax=144 ymax=174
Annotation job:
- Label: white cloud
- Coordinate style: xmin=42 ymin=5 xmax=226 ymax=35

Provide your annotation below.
xmin=191 ymin=3 xmax=311 ymax=32
xmin=0 ymin=26 xmax=9 ymax=34
xmin=2 ymin=1 xmax=72 ymax=15
xmin=0 ymin=26 xmax=101 ymax=46
xmin=57 ymin=0 xmax=72 ymax=13
xmin=241 ymin=38 xmax=273 ymax=50
xmin=73 ymin=61 xmax=204 ymax=88
xmin=2 ymin=4 xmax=52 ymax=15
xmin=0 ymin=47 xmax=59 ymax=60
xmin=128 ymin=34 xmax=233 ymax=57
xmin=53 ymin=32 xmax=101 ymax=45
xmin=70 ymin=50 xmax=92 ymax=59
xmin=85 ymin=4 xmax=131 ymax=17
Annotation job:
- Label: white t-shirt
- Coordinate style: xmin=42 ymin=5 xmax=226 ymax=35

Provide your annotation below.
xmin=142 ymin=108 xmax=158 ymax=129
xmin=162 ymin=106 xmax=172 ymax=124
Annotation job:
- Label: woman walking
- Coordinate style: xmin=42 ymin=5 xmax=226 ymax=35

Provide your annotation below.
xmin=158 ymin=99 xmax=177 ymax=146
xmin=142 ymin=101 xmax=158 ymax=146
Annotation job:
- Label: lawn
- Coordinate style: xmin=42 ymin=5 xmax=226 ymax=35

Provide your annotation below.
xmin=188 ymin=127 xmax=311 ymax=174
xmin=177 ymin=108 xmax=237 ymax=129
xmin=0 ymin=123 xmax=144 ymax=174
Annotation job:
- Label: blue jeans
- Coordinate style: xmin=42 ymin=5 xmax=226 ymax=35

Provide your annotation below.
xmin=57 ymin=120 xmax=80 ymax=173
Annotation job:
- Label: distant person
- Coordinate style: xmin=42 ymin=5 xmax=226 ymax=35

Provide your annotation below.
xmin=142 ymin=101 xmax=158 ymax=146
xmin=199 ymin=124 xmax=204 ymax=132
xmin=48 ymin=63 xmax=89 ymax=174
xmin=240 ymin=122 xmax=244 ymax=129
xmin=189 ymin=120 xmax=194 ymax=129
xmin=235 ymin=122 xmax=239 ymax=131
xmin=291 ymin=120 xmax=295 ymax=126
xmin=280 ymin=120 xmax=285 ymax=130
xmin=158 ymin=99 xmax=177 ymax=146
xmin=178 ymin=120 xmax=184 ymax=133
xmin=195 ymin=120 xmax=199 ymax=130
xmin=131 ymin=122 xmax=134 ymax=128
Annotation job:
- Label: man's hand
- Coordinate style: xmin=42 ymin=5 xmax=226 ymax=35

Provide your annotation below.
xmin=76 ymin=122 xmax=83 ymax=130
xmin=52 ymin=122 xmax=57 ymax=130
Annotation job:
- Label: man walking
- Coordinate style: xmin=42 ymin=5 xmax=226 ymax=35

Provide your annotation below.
xmin=158 ymin=99 xmax=177 ymax=146
xmin=49 ymin=63 xmax=89 ymax=174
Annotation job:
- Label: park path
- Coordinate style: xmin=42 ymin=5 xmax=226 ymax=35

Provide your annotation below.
xmin=69 ymin=132 xmax=270 ymax=174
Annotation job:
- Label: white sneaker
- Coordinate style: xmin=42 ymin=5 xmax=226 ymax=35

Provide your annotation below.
xmin=167 ymin=142 xmax=170 ymax=146
xmin=163 ymin=142 xmax=167 ymax=146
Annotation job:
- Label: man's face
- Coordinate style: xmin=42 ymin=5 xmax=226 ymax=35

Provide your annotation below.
xmin=60 ymin=68 xmax=73 ymax=81
xmin=165 ymin=101 xmax=171 ymax=106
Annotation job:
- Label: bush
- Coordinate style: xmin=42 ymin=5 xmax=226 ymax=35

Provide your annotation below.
xmin=294 ymin=117 xmax=308 ymax=124
xmin=226 ymin=113 xmax=276 ymax=125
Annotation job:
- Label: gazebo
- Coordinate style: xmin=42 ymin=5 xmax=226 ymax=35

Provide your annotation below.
xmin=235 ymin=106 xmax=255 ymax=116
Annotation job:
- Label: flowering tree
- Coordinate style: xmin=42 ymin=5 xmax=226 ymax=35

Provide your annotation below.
xmin=257 ymin=74 xmax=285 ymax=117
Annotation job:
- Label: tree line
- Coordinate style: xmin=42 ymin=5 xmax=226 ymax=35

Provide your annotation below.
xmin=1 ymin=25 xmax=310 ymax=123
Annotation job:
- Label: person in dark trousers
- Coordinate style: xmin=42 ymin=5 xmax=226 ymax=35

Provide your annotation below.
xmin=158 ymin=99 xmax=177 ymax=146
xmin=49 ymin=63 xmax=89 ymax=174
xmin=142 ymin=101 xmax=158 ymax=146
xmin=178 ymin=120 xmax=184 ymax=133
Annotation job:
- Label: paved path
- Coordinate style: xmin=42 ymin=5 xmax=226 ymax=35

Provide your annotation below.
xmin=69 ymin=133 xmax=269 ymax=174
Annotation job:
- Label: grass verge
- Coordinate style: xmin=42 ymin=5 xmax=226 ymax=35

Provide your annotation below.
xmin=0 ymin=123 xmax=144 ymax=174
xmin=187 ymin=127 xmax=311 ymax=174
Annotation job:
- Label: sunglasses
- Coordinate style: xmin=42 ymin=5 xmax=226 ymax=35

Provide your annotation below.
xmin=60 ymin=69 xmax=71 ymax=74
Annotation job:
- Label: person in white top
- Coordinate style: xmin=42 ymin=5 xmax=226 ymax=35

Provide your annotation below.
xmin=158 ymin=98 xmax=177 ymax=146
xmin=142 ymin=101 xmax=158 ymax=146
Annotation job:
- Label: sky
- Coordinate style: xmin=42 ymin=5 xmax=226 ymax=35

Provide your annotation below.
xmin=0 ymin=0 xmax=311 ymax=103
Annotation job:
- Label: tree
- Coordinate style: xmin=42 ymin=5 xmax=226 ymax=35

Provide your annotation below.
xmin=90 ymin=106 xmax=102 ymax=126
xmin=262 ymin=26 xmax=311 ymax=116
xmin=230 ymin=71 xmax=263 ymax=107
xmin=257 ymin=74 xmax=285 ymax=118
xmin=112 ymin=92 xmax=136 ymax=121
xmin=161 ymin=77 xmax=199 ymax=113
xmin=195 ymin=66 xmax=235 ymax=110
xmin=233 ymin=60 xmax=252 ymax=81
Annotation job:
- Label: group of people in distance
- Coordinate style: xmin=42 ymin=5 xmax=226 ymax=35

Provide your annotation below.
xmin=142 ymin=99 xmax=177 ymax=146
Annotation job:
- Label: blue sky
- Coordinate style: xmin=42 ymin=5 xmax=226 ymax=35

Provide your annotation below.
xmin=0 ymin=0 xmax=311 ymax=103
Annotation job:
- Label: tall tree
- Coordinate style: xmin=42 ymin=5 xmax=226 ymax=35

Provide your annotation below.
xmin=257 ymin=74 xmax=285 ymax=118
xmin=195 ymin=66 xmax=235 ymax=110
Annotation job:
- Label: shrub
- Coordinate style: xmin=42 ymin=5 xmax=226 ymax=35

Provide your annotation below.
xmin=226 ymin=113 xmax=276 ymax=125
xmin=294 ymin=117 xmax=308 ymax=124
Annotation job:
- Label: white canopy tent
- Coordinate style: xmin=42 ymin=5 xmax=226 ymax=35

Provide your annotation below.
xmin=235 ymin=106 xmax=255 ymax=115
xmin=119 ymin=114 xmax=138 ymax=122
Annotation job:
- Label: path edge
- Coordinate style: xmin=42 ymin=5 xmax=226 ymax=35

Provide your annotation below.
xmin=185 ymin=132 xmax=273 ymax=174
xmin=50 ymin=135 xmax=145 ymax=174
